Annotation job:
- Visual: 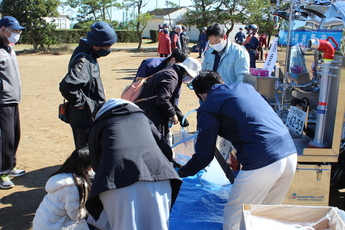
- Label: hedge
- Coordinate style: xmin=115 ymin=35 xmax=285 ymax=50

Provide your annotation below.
xmin=18 ymin=29 xmax=140 ymax=45
xmin=150 ymin=30 xmax=158 ymax=43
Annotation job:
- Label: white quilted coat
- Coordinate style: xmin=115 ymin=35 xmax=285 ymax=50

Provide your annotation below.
xmin=32 ymin=173 xmax=89 ymax=230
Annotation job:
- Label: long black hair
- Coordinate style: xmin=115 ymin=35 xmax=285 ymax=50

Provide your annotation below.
xmin=51 ymin=147 xmax=91 ymax=213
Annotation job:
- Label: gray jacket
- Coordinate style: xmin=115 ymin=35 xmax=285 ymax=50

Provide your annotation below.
xmin=0 ymin=40 xmax=21 ymax=104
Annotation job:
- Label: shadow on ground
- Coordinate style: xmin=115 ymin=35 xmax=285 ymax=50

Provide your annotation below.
xmin=0 ymin=165 xmax=60 ymax=230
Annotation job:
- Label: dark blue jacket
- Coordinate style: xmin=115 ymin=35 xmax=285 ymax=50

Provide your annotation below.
xmin=180 ymin=83 xmax=296 ymax=176
xmin=134 ymin=57 xmax=166 ymax=81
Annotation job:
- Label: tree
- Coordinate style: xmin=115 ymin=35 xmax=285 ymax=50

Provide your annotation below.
xmin=183 ymin=0 xmax=217 ymax=32
xmin=0 ymin=0 xmax=60 ymax=49
xmin=217 ymin=0 xmax=247 ymax=36
xmin=242 ymin=0 xmax=275 ymax=43
xmin=65 ymin=0 xmax=120 ymax=22
xmin=123 ymin=0 xmax=153 ymax=50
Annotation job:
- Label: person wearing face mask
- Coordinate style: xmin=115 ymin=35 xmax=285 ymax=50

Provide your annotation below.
xmin=59 ymin=21 xmax=117 ymax=149
xmin=244 ymin=24 xmax=260 ymax=68
xmin=180 ymin=25 xmax=189 ymax=53
xmin=0 ymin=16 xmax=26 ymax=189
xmin=135 ymin=57 xmax=201 ymax=143
xmin=178 ymin=71 xmax=297 ymax=230
xmin=202 ymin=23 xmax=250 ymax=84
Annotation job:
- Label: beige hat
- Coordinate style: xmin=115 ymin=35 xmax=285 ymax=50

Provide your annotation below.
xmin=176 ymin=57 xmax=202 ymax=78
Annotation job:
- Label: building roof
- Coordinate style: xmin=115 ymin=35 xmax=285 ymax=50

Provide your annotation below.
xmin=149 ymin=8 xmax=182 ymax=16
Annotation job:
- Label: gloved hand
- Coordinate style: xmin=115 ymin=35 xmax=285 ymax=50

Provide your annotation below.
xmin=175 ymin=107 xmax=189 ymax=127
xmin=177 ymin=168 xmax=188 ymax=178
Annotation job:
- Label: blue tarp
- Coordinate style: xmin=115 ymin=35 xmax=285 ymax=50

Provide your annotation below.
xmin=169 ymin=174 xmax=231 ymax=230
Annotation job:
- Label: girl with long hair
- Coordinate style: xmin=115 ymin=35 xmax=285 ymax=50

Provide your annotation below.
xmin=33 ymin=147 xmax=91 ymax=230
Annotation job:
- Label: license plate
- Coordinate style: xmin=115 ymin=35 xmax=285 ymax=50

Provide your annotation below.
xmin=286 ymin=106 xmax=307 ymax=134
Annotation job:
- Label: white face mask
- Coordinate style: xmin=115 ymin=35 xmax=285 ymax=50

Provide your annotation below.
xmin=212 ymin=41 xmax=225 ymax=52
xmin=6 ymin=28 xmax=20 ymax=44
xmin=249 ymin=30 xmax=254 ymax=34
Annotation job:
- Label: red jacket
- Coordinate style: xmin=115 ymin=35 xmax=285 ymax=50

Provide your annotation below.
xmin=158 ymin=34 xmax=172 ymax=55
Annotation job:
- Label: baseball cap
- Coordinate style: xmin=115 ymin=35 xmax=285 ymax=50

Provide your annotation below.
xmin=0 ymin=16 xmax=25 ymax=30
xmin=176 ymin=57 xmax=202 ymax=78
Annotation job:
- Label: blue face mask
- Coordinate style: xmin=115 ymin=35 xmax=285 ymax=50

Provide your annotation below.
xmin=96 ymin=48 xmax=111 ymax=57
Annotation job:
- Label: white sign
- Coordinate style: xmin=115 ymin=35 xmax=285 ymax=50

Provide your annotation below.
xmin=263 ymin=37 xmax=278 ymax=76
xmin=286 ymin=106 xmax=307 ymax=134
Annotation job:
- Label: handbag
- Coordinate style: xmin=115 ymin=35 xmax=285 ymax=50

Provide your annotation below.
xmin=121 ymin=76 xmax=150 ymax=102
xmin=58 ymin=99 xmax=70 ymax=123
xmin=121 ymin=69 xmax=166 ymax=103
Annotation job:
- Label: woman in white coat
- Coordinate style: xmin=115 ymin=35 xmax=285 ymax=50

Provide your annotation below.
xmin=32 ymin=147 xmax=91 ymax=230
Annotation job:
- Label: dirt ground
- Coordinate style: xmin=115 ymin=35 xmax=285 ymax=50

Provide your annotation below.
xmin=0 ymin=44 xmax=201 ymax=230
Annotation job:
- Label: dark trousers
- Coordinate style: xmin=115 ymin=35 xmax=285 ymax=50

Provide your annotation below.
xmin=248 ymin=50 xmax=257 ymax=68
xmin=0 ymin=104 xmax=20 ymax=175
xmin=71 ymin=126 xmax=89 ymax=149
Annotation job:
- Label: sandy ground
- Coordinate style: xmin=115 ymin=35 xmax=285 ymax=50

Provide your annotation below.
xmin=0 ymin=45 xmax=202 ymax=230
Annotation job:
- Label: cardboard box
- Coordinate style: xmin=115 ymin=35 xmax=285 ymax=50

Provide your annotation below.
xmin=283 ymin=164 xmax=331 ymax=206
xmin=240 ymin=204 xmax=345 ymax=230
xmin=243 ymin=73 xmax=277 ymax=103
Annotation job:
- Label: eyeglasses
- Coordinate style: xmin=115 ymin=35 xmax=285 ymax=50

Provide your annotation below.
xmin=6 ymin=27 xmax=22 ymax=34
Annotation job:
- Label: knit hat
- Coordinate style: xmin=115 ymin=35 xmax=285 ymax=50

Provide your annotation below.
xmin=0 ymin=16 xmax=25 ymax=30
xmin=87 ymin=21 xmax=117 ymax=47
xmin=176 ymin=57 xmax=202 ymax=78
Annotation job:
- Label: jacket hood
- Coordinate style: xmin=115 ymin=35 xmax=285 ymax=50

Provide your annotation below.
xmin=95 ymin=99 xmax=144 ymax=121
xmin=45 ymin=173 xmax=76 ymax=193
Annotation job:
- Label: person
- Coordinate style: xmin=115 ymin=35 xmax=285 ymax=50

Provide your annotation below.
xmin=86 ymin=98 xmax=182 ymax=230
xmin=242 ymin=25 xmax=251 ymax=46
xmin=177 ymin=71 xmax=298 ymax=230
xmin=157 ymin=29 xmax=171 ymax=57
xmin=198 ymin=27 xmax=208 ymax=58
xmin=259 ymin=33 xmax=268 ymax=49
xmin=158 ymin=23 xmax=169 ymax=40
xmin=134 ymin=49 xmax=188 ymax=80
xmin=0 ymin=16 xmax=26 ymax=189
xmin=244 ymin=24 xmax=260 ymax=68
xmin=33 ymin=147 xmax=92 ymax=230
xmin=202 ymin=23 xmax=249 ymax=84
xmin=234 ymin=27 xmax=246 ymax=45
xmin=136 ymin=57 xmax=201 ymax=142
xmin=180 ymin=25 xmax=189 ymax=53
xmin=59 ymin=21 xmax=117 ymax=149
xmin=170 ymin=25 xmax=182 ymax=52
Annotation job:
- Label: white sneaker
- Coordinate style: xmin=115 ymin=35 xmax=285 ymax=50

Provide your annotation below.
xmin=8 ymin=168 xmax=26 ymax=177
xmin=0 ymin=175 xmax=14 ymax=189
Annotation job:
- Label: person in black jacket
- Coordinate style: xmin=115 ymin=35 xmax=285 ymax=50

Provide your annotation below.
xmin=135 ymin=57 xmax=201 ymax=143
xmin=86 ymin=98 xmax=182 ymax=230
xmin=59 ymin=21 xmax=117 ymax=148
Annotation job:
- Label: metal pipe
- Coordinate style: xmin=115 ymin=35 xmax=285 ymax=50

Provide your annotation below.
xmin=307 ymin=37 xmax=336 ymax=147
xmin=309 ymin=61 xmax=331 ymax=147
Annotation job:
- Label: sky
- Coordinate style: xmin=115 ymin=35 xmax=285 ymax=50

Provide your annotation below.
xmin=59 ymin=0 xmax=194 ymax=23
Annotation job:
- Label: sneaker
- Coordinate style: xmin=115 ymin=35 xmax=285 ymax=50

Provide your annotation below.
xmin=0 ymin=175 xmax=14 ymax=189
xmin=8 ymin=168 xmax=26 ymax=177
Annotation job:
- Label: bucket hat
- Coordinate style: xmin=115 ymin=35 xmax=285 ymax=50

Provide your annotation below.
xmin=87 ymin=21 xmax=117 ymax=47
xmin=176 ymin=57 xmax=202 ymax=78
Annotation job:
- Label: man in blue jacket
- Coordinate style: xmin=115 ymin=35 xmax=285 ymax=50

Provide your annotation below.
xmin=202 ymin=23 xmax=249 ymax=84
xmin=178 ymin=71 xmax=297 ymax=230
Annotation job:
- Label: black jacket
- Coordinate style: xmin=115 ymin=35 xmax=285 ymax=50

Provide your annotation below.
xmin=136 ymin=65 xmax=184 ymax=141
xmin=86 ymin=102 xmax=182 ymax=220
xmin=59 ymin=39 xmax=106 ymax=128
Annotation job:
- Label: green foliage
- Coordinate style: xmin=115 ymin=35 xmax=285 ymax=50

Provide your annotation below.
xmin=19 ymin=29 xmax=138 ymax=44
xmin=65 ymin=0 xmax=120 ymax=22
xmin=115 ymin=30 xmax=139 ymax=42
xmin=150 ymin=30 xmax=158 ymax=43
xmin=0 ymin=0 xmax=60 ymax=49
